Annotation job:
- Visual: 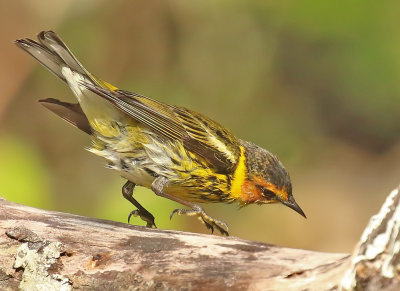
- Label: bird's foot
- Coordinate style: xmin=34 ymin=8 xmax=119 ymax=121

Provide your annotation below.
xmin=170 ymin=205 xmax=229 ymax=236
xmin=128 ymin=209 xmax=157 ymax=228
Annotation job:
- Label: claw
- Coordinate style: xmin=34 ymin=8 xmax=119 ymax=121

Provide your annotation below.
xmin=169 ymin=206 xmax=229 ymax=236
xmin=169 ymin=208 xmax=181 ymax=220
xmin=128 ymin=209 xmax=157 ymax=228
xmin=200 ymin=217 xmax=214 ymax=233
xmin=127 ymin=210 xmax=137 ymax=224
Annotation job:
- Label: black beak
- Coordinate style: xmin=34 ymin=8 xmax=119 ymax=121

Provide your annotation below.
xmin=281 ymin=196 xmax=306 ymax=218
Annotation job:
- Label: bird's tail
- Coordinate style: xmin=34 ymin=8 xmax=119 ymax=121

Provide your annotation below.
xmin=15 ymin=31 xmax=122 ymax=129
xmin=15 ymin=31 xmax=116 ymax=91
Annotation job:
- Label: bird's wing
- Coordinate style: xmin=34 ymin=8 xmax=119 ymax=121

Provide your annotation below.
xmin=82 ymin=84 xmax=240 ymax=172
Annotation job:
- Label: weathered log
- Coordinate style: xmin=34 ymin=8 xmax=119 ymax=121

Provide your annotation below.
xmin=0 ymin=185 xmax=399 ymax=290
xmin=341 ymin=187 xmax=400 ymax=291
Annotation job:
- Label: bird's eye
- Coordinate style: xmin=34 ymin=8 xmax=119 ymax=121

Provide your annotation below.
xmin=256 ymin=185 xmax=276 ymax=199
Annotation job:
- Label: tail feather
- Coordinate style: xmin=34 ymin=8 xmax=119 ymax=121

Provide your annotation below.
xmin=16 ymin=31 xmax=117 ymax=91
xmin=15 ymin=38 xmax=67 ymax=82
xmin=16 ymin=31 xmax=95 ymax=85
xmin=39 ymin=98 xmax=92 ymax=134
xmin=16 ymin=30 xmax=122 ymax=126
xmin=37 ymin=31 xmax=91 ymax=79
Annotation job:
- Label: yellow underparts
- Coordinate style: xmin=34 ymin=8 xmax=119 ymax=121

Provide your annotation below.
xmin=90 ymin=119 xmax=120 ymax=138
xmin=230 ymin=146 xmax=246 ymax=200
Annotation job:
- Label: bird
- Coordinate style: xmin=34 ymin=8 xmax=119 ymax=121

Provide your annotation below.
xmin=15 ymin=31 xmax=306 ymax=236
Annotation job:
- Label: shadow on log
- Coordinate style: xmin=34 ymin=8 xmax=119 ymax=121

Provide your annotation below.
xmin=0 ymin=185 xmax=399 ymax=290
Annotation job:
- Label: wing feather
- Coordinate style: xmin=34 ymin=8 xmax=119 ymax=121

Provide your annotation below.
xmin=82 ymin=83 xmax=240 ymax=172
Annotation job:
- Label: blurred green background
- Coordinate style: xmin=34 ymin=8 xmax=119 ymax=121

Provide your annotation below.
xmin=1 ymin=0 xmax=399 ymax=253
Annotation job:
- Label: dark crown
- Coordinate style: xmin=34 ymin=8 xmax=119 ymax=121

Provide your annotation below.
xmin=239 ymin=139 xmax=292 ymax=194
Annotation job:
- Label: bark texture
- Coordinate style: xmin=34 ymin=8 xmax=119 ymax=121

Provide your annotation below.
xmin=0 ymin=185 xmax=399 ymax=290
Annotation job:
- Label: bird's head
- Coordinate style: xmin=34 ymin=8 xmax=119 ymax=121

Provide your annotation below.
xmin=235 ymin=140 xmax=306 ymax=218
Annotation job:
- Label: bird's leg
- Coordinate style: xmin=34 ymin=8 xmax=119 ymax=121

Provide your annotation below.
xmin=151 ymin=176 xmax=229 ymax=236
xmin=122 ymin=181 xmax=156 ymax=228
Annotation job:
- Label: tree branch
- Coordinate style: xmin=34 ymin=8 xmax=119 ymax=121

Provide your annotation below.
xmin=0 ymin=185 xmax=399 ymax=290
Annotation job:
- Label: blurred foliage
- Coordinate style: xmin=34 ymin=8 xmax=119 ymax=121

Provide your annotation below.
xmin=0 ymin=134 xmax=51 ymax=208
xmin=0 ymin=0 xmax=399 ymax=252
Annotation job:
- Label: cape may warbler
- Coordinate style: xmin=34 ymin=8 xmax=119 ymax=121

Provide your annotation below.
xmin=16 ymin=31 xmax=306 ymax=235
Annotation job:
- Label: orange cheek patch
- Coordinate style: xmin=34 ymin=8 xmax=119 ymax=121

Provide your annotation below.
xmin=252 ymin=176 xmax=289 ymax=202
xmin=241 ymin=180 xmax=263 ymax=203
